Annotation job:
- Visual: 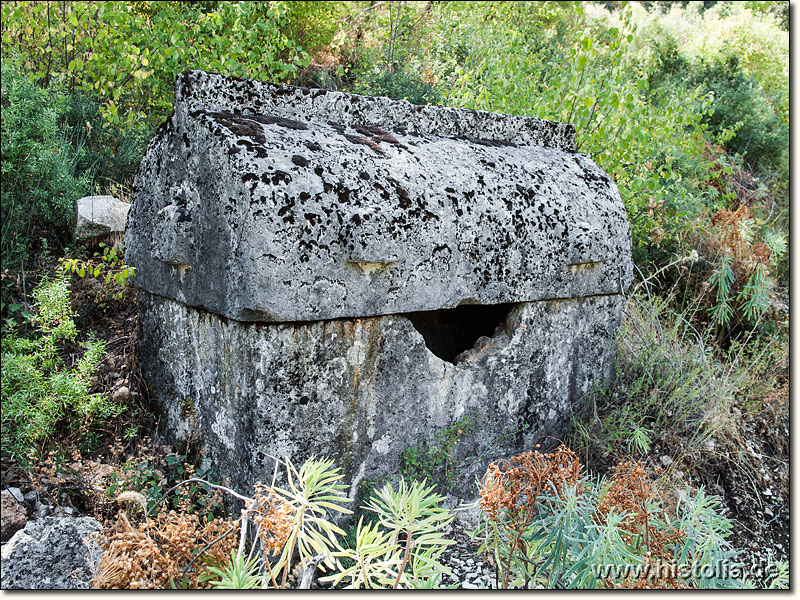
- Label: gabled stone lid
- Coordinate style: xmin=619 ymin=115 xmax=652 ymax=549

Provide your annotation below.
xmin=126 ymin=70 xmax=633 ymax=323
xmin=173 ymin=70 xmax=577 ymax=152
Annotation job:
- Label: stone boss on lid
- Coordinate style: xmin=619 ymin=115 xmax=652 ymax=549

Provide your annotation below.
xmin=127 ymin=70 xmax=633 ymax=497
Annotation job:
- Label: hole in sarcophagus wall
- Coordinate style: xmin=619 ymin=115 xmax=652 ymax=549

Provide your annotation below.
xmin=405 ymin=303 xmax=515 ymax=363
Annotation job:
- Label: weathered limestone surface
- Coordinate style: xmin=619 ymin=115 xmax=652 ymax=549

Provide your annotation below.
xmin=138 ymin=292 xmax=623 ymax=497
xmin=74 ymin=195 xmax=130 ymax=240
xmin=128 ymin=71 xmax=633 ymax=500
xmin=126 ymin=70 xmax=632 ymax=323
xmin=0 ymin=517 xmax=101 ymax=589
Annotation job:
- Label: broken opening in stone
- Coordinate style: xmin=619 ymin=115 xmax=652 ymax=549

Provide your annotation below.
xmin=405 ymin=303 xmax=515 ymax=363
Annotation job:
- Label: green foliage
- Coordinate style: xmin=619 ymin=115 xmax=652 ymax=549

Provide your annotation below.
xmin=283 ymin=1 xmax=344 ymax=58
xmin=62 ymin=243 xmax=135 ymax=286
xmin=0 ymin=59 xmax=92 ymax=269
xmin=1 ymin=1 xmax=315 ymax=129
xmin=107 ymin=452 xmax=220 ymax=517
xmin=363 ymin=478 xmax=454 ymax=588
xmin=271 ymin=456 xmax=353 ymax=587
xmin=350 ymin=64 xmax=441 ymax=105
xmin=61 ymin=242 xmax=136 ymax=309
xmin=324 ymin=516 xmax=403 ymax=589
xmin=323 ymin=477 xmax=454 ymax=589
xmin=701 ymin=55 xmax=787 ymax=174
xmin=735 ymin=263 xmax=772 ymax=324
xmin=634 ymin=1 xmax=788 ymax=196
xmin=473 ymin=457 xmax=746 ymax=589
xmin=202 ymin=550 xmax=263 ymax=589
xmin=1 ymin=273 xmax=122 ymax=461
xmin=627 ymin=425 xmax=652 ymax=457
xmin=655 ymin=52 xmax=789 ymax=178
xmin=400 ymin=414 xmax=475 ymax=492
xmin=707 ymin=255 xmax=735 ymax=327
xmin=570 ymin=294 xmax=738 ymax=465
xmin=62 ymin=90 xmax=149 ymax=189
xmin=701 ymin=205 xmax=783 ymax=335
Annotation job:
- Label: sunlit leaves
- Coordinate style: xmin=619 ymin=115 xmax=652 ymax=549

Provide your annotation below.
xmin=1 ymin=1 xmax=313 ymax=130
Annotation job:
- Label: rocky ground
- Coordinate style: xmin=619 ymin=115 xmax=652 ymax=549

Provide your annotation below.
xmin=438 ymin=519 xmax=498 ymax=589
xmin=0 ymin=479 xmax=789 ymax=589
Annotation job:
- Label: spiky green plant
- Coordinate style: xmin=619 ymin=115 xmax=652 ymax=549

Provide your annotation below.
xmin=472 ymin=463 xmax=749 ymax=589
xmin=707 ymin=255 xmax=735 ymax=327
xmin=202 ymin=550 xmax=263 ymax=589
xmin=323 ymin=516 xmax=402 ymax=589
xmin=627 ymin=425 xmax=653 ymax=457
xmin=736 ymin=263 xmax=772 ymax=323
xmin=363 ymin=478 xmax=455 ymax=589
xmin=271 ymin=456 xmax=353 ymax=587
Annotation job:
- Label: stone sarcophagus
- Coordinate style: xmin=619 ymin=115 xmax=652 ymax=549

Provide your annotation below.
xmin=127 ymin=70 xmax=633 ymax=497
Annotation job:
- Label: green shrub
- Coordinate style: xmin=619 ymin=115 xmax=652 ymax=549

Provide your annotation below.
xmin=570 ymin=287 xmax=787 ymax=477
xmin=62 ymin=90 xmax=149 ymax=189
xmin=1 ymin=273 xmax=122 ymax=462
xmin=1 ymin=1 xmax=318 ymax=130
xmin=61 ymin=242 xmax=137 ymax=312
xmin=473 ymin=447 xmax=746 ymax=589
xmin=0 ymin=59 xmax=92 ymax=270
xmin=634 ymin=2 xmax=788 ymax=183
xmin=694 ymin=54 xmax=788 ymax=177
xmin=350 ymin=64 xmax=441 ymax=105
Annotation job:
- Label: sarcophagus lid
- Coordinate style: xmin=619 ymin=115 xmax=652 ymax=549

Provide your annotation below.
xmin=127 ymin=70 xmax=632 ymax=322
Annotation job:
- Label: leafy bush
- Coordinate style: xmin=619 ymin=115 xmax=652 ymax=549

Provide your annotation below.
xmin=648 ymin=46 xmax=787 ymax=180
xmin=0 ymin=60 xmax=92 ymax=270
xmin=693 ymin=54 xmax=788 ymax=178
xmin=1 ymin=273 xmax=122 ymax=461
xmin=472 ymin=447 xmax=746 ymax=589
xmin=1 ymin=1 xmax=316 ymax=130
xmin=637 ymin=2 xmax=788 ymax=124
xmin=61 ymin=90 xmax=149 ymax=190
xmin=350 ymin=64 xmax=441 ymax=105
xmin=62 ymin=242 xmax=136 ymax=311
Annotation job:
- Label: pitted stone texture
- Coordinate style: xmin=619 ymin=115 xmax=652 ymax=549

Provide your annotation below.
xmin=126 ymin=70 xmax=633 ymax=322
xmin=138 ymin=291 xmax=623 ymax=499
xmin=0 ymin=517 xmax=101 ymax=589
xmin=173 ymin=71 xmax=577 ymax=150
